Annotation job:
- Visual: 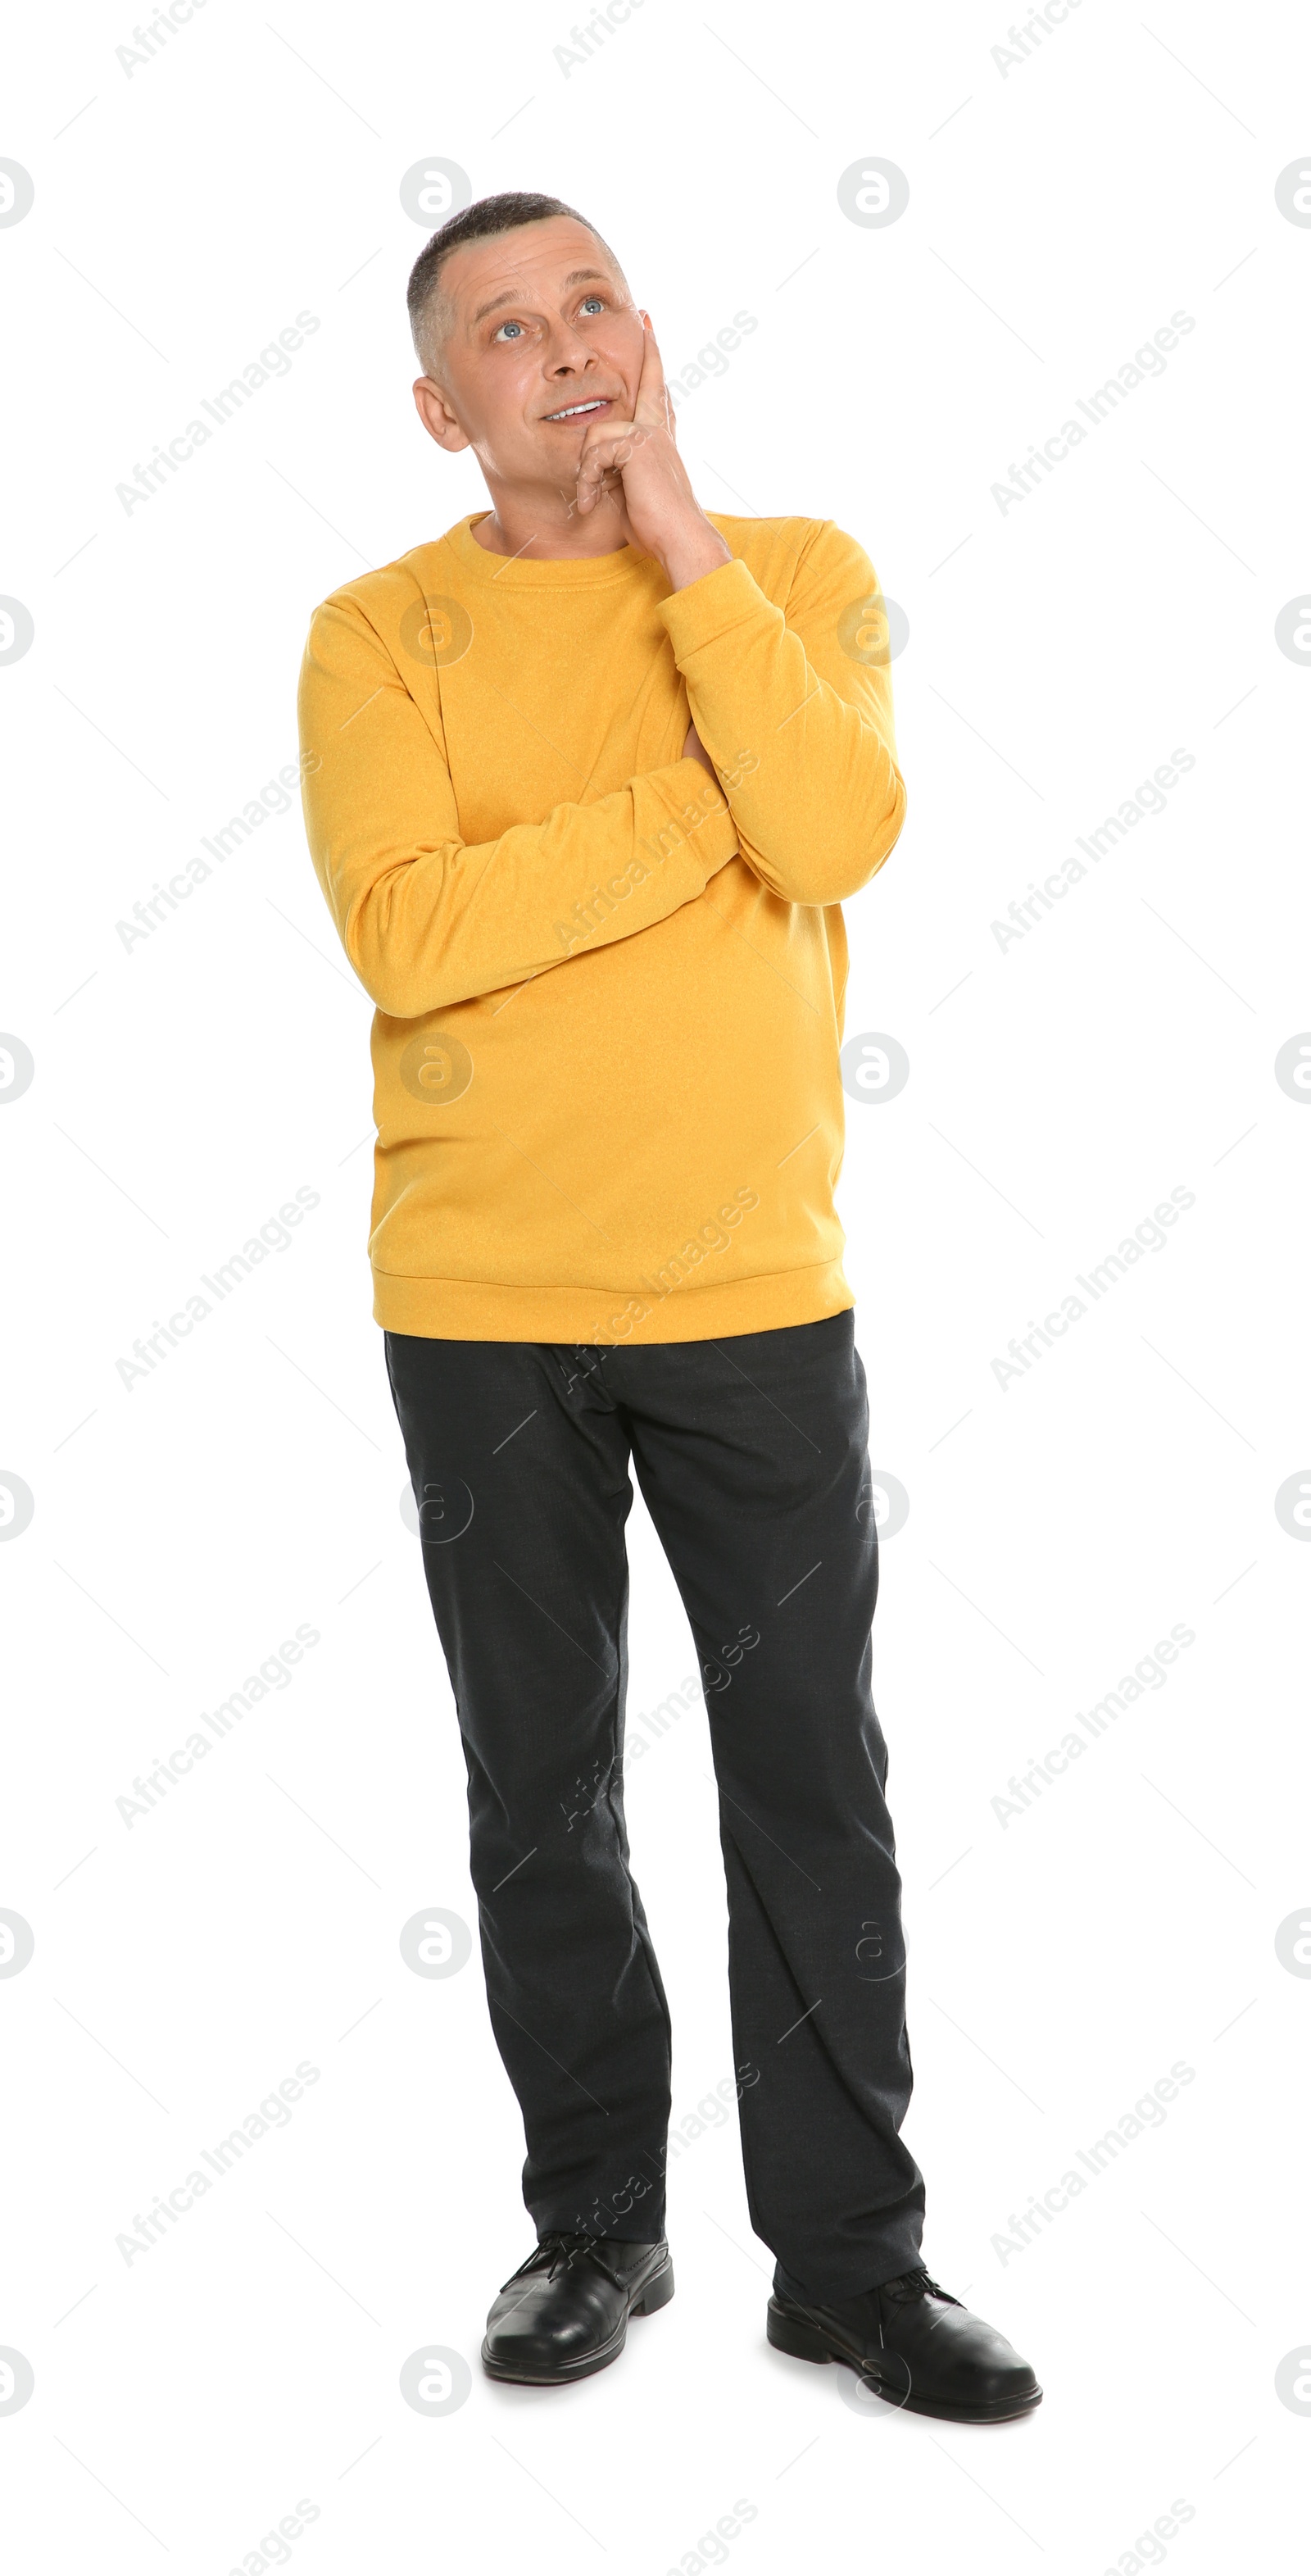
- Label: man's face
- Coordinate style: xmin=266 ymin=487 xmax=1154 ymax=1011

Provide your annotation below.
xmin=412 ymin=217 xmax=646 ymax=488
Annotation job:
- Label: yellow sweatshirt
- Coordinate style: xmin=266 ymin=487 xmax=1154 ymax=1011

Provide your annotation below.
xmin=297 ymin=510 xmax=905 ymax=1344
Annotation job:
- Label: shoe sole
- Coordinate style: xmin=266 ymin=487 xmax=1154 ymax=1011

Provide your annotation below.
xmin=481 ymin=2256 xmax=675 ymax=2386
xmin=766 ymin=2296 xmax=1043 ymax=2424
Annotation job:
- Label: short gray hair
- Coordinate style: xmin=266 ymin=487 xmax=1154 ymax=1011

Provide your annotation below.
xmin=406 ymin=190 xmax=624 ymax=375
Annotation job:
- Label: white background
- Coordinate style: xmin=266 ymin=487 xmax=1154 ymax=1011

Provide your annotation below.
xmin=2 ymin=0 xmax=1309 ymax=2567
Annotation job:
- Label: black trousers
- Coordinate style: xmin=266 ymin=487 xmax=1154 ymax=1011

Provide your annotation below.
xmin=384 ymin=1310 xmax=926 ymax=2299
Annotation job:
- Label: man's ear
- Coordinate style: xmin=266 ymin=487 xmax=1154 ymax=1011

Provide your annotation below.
xmin=413 ymin=378 xmax=470 ymax=453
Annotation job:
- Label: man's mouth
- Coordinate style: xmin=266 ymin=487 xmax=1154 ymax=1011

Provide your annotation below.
xmin=541 ymin=397 xmax=614 ymax=423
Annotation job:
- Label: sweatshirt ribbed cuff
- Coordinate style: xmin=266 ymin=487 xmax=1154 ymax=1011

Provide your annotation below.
xmin=657 ymin=556 xmax=773 ymax=660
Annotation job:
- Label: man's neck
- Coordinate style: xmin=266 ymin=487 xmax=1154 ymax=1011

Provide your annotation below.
xmin=470 ymin=482 xmax=639 ymax=564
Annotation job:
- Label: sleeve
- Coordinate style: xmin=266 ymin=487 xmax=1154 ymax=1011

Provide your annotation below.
xmin=657 ymin=520 xmax=907 ymax=906
xmin=296 ymin=597 xmax=741 ymax=1020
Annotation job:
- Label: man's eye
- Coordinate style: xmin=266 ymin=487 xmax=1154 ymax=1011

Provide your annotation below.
xmin=579 ymin=297 xmax=605 ymax=315
xmin=493 ymin=320 xmax=524 ymax=341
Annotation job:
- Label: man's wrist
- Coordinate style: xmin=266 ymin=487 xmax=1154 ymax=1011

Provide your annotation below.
xmin=660 ymin=519 xmax=733 ymax=593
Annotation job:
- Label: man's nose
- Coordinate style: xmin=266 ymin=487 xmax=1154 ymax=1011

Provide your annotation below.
xmin=543 ymin=316 xmax=595 ymax=368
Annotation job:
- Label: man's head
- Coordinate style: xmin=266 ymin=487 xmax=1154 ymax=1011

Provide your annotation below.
xmin=407 ymin=193 xmax=647 ymax=499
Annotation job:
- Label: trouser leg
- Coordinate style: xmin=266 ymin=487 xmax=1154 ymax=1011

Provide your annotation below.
xmin=383 ymin=1332 xmax=673 ymax=2242
xmin=606 ymin=1311 xmax=926 ymax=2299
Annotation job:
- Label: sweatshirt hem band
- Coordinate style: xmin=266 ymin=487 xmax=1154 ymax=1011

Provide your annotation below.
xmin=372 ymin=1262 xmax=853 ymax=1346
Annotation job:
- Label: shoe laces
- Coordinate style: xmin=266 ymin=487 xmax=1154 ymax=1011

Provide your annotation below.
xmin=881 ymin=2265 xmax=959 ymax=2307
xmin=520 ymin=2231 xmax=601 ymax=2283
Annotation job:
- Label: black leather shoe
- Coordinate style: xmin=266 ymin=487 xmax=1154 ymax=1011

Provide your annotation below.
xmin=768 ymin=2263 xmax=1041 ymax=2423
xmin=482 ymin=2232 xmax=674 ymax=2385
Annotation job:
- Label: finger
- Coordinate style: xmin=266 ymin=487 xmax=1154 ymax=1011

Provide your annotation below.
xmin=633 ymin=311 xmax=670 ymax=429
xmin=575 ymin=451 xmax=629 ymax=512
xmin=574 ymin=420 xmax=642 ymax=511
xmin=578 ymin=422 xmax=639 ymax=475
xmin=575 ymin=466 xmax=627 ymax=516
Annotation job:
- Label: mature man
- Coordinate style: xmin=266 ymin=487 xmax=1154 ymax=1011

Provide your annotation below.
xmin=297 ymin=190 xmax=1041 ymax=2421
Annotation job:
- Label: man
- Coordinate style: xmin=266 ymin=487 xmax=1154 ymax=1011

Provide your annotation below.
xmin=297 ymin=190 xmax=1041 ymax=2423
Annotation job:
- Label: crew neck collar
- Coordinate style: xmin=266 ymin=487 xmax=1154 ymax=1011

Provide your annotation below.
xmin=439 ymin=511 xmax=657 ymax=588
